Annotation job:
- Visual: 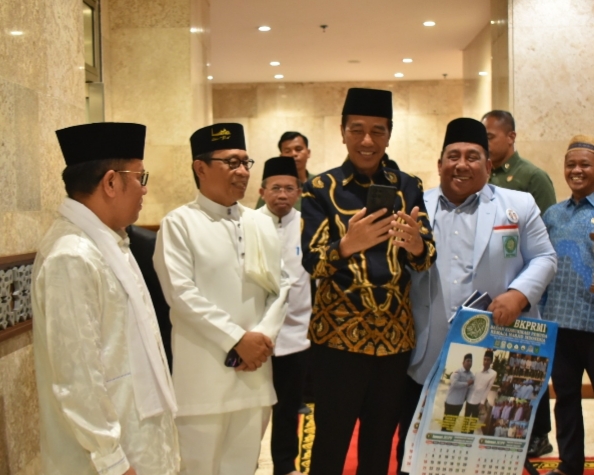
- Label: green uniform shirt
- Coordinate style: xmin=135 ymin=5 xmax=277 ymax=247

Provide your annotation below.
xmin=255 ymin=170 xmax=316 ymax=211
xmin=489 ymin=151 xmax=557 ymax=214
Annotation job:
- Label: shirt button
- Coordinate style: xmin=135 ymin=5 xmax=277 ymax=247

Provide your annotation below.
xmin=241 ymin=252 xmax=245 ymax=257
xmin=454 ymin=255 xmax=459 ymax=260
xmin=454 ymin=231 xmax=459 ymax=235
xmin=456 ymin=209 xmax=461 ymax=213
xmin=239 ymin=236 xmax=242 ymax=241
xmin=454 ymin=280 xmax=458 ymax=284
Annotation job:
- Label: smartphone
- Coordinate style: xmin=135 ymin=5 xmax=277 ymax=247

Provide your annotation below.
xmin=366 ymin=184 xmax=397 ymax=219
xmin=224 ymin=348 xmax=243 ymax=368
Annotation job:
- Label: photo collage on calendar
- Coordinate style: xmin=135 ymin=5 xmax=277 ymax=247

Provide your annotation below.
xmin=402 ymin=304 xmax=558 ymax=475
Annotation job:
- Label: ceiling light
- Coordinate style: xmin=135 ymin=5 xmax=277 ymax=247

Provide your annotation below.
xmin=394 ymin=73 xmax=404 ymax=78
xmin=10 ymin=31 xmax=23 ymax=36
xmin=258 ymin=26 xmax=271 ymax=32
xmin=403 ymin=58 xmax=413 ymax=63
xmin=478 ymin=71 xmax=488 ymax=76
xmin=274 ymin=74 xmax=284 ymax=79
xmin=207 ymin=75 xmax=213 ymax=80
xmin=190 ymin=27 xmax=202 ymax=33
xmin=423 ymin=21 xmax=436 ymax=27
xmin=490 ymin=20 xmax=495 ymax=24
xmin=270 ymin=61 xmax=280 ymax=66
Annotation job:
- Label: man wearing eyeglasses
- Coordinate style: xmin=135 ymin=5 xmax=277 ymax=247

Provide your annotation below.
xmin=32 ymin=122 xmax=179 ymax=475
xmin=256 ymin=131 xmax=315 ymax=210
xmin=258 ymin=157 xmax=311 ymax=475
xmin=154 ymin=123 xmax=290 ymax=475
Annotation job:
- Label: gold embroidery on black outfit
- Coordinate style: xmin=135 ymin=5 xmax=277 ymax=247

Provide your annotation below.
xmin=301 ymin=158 xmax=436 ymax=356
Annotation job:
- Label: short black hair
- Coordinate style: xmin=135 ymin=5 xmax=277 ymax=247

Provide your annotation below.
xmin=341 ymin=115 xmax=394 ymax=133
xmin=277 ymin=131 xmax=309 ymax=151
xmin=62 ymin=158 xmax=133 ymax=198
xmin=192 ymin=151 xmax=214 ymax=189
xmin=481 ymin=110 xmax=515 ymax=133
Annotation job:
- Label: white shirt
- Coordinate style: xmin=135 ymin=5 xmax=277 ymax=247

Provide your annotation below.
xmin=466 ymin=367 xmax=497 ymax=405
xmin=32 ymin=216 xmax=179 ymax=475
xmin=154 ymin=194 xmax=289 ymax=416
xmin=259 ymin=206 xmax=311 ymax=356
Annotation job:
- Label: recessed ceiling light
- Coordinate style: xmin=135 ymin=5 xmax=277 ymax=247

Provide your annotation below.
xmin=270 ymin=61 xmax=280 ymax=66
xmin=402 ymin=58 xmax=413 ymax=63
xmin=490 ymin=20 xmax=495 ymax=24
xmin=190 ymin=27 xmax=203 ymax=33
xmin=207 ymin=75 xmax=213 ymax=80
xmin=258 ymin=26 xmax=271 ymax=32
xmin=274 ymin=74 xmax=284 ymax=79
xmin=478 ymin=71 xmax=488 ymax=76
xmin=394 ymin=73 xmax=404 ymax=78
xmin=10 ymin=31 xmax=23 ymax=36
xmin=423 ymin=21 xmax=436 ymax=27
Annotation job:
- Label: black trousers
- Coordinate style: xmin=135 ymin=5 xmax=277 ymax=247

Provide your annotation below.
xmin=396 ymin=376 xmax=424 ymax=475
xmin=442 ymin=402 xmax=464 ymax=432
xmin=271 ymin=349 xmax=308 ymax=475
xmin=309 ymin=344 xmax=410 ymax=475
xmin=551 ymin=328 xmax=594 ymax=475
xmin=531 ymin=387 xmax=551 ymax=438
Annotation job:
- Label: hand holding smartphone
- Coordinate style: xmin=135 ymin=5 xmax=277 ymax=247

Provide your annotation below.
xmin=224 ymin=348 xmax=242 ymax=368
xmin=366 ymin=184 xmax=397 ymax=220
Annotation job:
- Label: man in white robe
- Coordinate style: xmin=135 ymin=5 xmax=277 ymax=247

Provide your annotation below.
xmin=153 ymin=124 xmax=289 ymax=475
xmin=32 ymin=122 xmax=179 ymax=475
xmin=258 ymin=157 xmax=312 ymax=475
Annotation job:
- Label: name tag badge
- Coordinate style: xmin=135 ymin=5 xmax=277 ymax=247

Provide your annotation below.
xmin=503 ymin=235 xmax=518 ymax=258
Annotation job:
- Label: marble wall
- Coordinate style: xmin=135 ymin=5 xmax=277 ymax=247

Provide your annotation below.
xmin=491 ymin=0 xmax=510 ymax=110
xmin=213 ymin=80 xmax=464 ymax=207
xmin=463 ymin=23 xmax=492 ymax=120
xmin=103 ymin=0 xmax=212 ymax=225
xmin=0 ymin=0 xmax=86 ymax=472
xmin=509 ymin=0 xmax=594 ymax=199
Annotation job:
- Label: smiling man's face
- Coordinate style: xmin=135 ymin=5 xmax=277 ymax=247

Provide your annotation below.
xmin=341 ymin=115 xmax=391 ymax=177
xmin=438 ymin=142 xmax=491 ymax=205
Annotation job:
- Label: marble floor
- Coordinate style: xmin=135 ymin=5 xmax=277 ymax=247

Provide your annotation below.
xmin=256 ymin=399 xmax=594 ymax=475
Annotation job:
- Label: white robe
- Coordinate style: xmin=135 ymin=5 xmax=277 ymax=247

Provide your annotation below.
xmin=153 ymin=194 xmax=289 ymax=416
xmin=32 ymin=216 xmax=179 ymax=475
xmin=258 ymin=206 xmax=311 ymax=356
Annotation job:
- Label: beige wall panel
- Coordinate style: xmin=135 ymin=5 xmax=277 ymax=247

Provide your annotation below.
xmin=109 ymin=0 xmax=190 ymax=29
xmin=109 ymin=28 xmax=192 ymax=145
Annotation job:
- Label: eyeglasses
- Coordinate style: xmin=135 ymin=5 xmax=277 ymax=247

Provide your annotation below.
xmin=210 ymin=158 xmax=255 ymax=170
xmin=117 ymin=170 xmax=150 ymax=186
xmin=268 ymin=185 xmax=299 ymax=195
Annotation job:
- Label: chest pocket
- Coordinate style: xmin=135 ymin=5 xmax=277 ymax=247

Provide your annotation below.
xmin=495 ymin=226 xmax=520 ymax=259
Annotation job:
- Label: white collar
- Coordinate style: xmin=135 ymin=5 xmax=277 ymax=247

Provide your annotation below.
xmin=197 ymin=192 xmax=241 ymax=220
xmin=260 ymin=205 xmax=297 ymax=226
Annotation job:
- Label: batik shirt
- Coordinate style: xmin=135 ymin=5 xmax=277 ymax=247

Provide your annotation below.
xmin=301 ymin=159 xmax=436 ymax=356
xmin=542 ymin=194 xmax=594 ymax=333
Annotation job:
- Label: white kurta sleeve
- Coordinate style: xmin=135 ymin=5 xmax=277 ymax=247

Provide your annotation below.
xmin=251 ymin=264 xmax=290 ymax=341
xmin=35 ymin=254 xmax=131 ymax=475
xmin=154 ymin=215 xmax=247 ymax=352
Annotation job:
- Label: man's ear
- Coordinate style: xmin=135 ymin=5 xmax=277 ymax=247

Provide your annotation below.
xmin=193 ymin=160 xmax=207 ymax=180
xmin=340 ymin=125 xmax=346 ymax=145
xmin=101 ymin=170 xmax=118 ymax=198
xmin=258 ymin=187 xmax=265 ymax=198
xmin=508 ymin=130 xmax=517 ymax=144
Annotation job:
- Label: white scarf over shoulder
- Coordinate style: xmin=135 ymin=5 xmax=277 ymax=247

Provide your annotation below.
xmin=59 ymin=198 xmax=177 ymax=420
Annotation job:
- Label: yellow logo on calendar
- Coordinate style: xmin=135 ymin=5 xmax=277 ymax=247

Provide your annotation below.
xmin=462 ymin=314 xmax=490 ymax=344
